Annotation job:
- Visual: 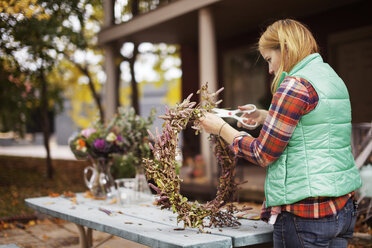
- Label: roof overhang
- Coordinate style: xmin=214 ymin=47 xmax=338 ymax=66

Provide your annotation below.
xmin=98 ymin=0 xmax=361 ymax=45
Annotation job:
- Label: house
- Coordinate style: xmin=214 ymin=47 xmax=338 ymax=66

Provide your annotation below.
xmin=98 ymin=0 xmax=372 ymax=201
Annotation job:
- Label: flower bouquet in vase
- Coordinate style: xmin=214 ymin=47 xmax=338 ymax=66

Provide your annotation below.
xmin=69 ymin=114 xmax=128 ymax=198
xmin=69 ymin=107 xmax=155 ymax=200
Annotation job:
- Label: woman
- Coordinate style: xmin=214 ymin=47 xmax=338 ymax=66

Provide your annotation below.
xmin=200 ymin=19 xmax=361 ymax=247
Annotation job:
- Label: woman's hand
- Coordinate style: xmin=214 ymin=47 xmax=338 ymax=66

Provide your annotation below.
xmin=200 ymin=113 xmax=241 ymax=144
xmin=237 ymin=105 xmax=268 ymax=129
xmin=199 ymin=112 xmax=226 ymax=135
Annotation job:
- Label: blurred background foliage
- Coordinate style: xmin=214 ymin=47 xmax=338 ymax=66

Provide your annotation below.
xmin=0 ymin=0 xmax=181 ymax=178
xmin=0 ymin=0 xmax=181 ymax=133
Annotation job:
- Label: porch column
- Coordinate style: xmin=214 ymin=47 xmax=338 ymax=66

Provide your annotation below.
xmin=198 ymin=7 xmax=218 ymax=184
xmin=103 ymin=0 xmax=117 ymax=120
xmin=103 ymin=44 xmax=117 ymax=121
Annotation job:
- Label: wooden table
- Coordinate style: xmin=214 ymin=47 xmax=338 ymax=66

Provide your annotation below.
xmin=25 ymin=193 xmax=273 ymax=248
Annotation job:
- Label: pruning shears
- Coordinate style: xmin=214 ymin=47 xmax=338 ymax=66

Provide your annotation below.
xmin=212 ymin=104 xmax=258 ymax=129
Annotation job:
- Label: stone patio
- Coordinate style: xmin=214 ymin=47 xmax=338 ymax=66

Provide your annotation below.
xmin=0 ymin=218 xmax=148 ymax=248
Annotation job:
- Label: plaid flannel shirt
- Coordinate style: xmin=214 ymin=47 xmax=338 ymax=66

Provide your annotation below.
xmin=232 ymin=76 xmax=352 ymax=221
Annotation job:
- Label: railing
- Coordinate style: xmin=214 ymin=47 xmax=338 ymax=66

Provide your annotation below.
xmin=114 ymin=0 xmax=177 ymax=24
xmin=352 ymin=122 xmax=372 ymax=168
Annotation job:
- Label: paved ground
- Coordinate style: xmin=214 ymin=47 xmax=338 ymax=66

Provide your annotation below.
xmin=0 ymin=218 xmax=148 ymax=248
xmin=0 ymin=144 xmax=75 ymax=160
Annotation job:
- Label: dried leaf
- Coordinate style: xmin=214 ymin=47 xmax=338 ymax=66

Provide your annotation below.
xmin=249 ymin=215 xmax=261 ymax=220
xmin=83 ymin=191 xmax=106 ymax=200
xmin=63 ymin=191 xmax=76 ymax=198
xmin=70 ymin=197 xmax=77 ymax=205
xmin=109 ymin=198 xmax=117 ymax=204
xmin=48 ymin=193 xmax=60 ymax=197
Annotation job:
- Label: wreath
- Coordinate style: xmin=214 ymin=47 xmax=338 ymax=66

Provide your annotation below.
xmin=143 ymin=83 xmax=242 ymax=231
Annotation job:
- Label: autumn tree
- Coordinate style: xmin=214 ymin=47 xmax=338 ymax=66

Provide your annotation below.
xmin=113 ymin=0 xmax=181 ymax=114
xmin=0 ymin=0 xmax=100 ymax=179
xmin=61 ymin=0 xmax=105 ymax=122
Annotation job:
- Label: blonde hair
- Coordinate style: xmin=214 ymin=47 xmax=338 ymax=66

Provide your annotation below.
xmin=258 ymin=19 xmax=319 ymax=93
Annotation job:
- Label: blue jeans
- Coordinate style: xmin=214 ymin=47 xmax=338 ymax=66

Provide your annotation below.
xmin=273 ymin=198 xmax=357 ymax=247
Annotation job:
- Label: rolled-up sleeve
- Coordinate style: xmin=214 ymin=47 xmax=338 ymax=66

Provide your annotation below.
xmin=232 ymin=76 xmax=318 ymax=167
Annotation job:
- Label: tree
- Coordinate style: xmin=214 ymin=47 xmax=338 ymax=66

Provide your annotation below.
xmin=114 ymin=0 xmax=181 ymax=114
xmin=48 ymin=59 xmax=103 ymax=129
xmin=113 ymin=0 xmax=140 ymax=113
xmin=0 ymin=1 xmax=50 ymax=136
xmin=0 ymin=58 xmax=33 ymax=137
xmin=61 ymin=0 xmax=105 ymax=122
xmin=0 ymin=0 xmax=100 ymax=178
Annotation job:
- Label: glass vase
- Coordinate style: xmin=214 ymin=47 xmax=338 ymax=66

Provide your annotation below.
xmin=84 ymin=158 xmax=115 ymax=198
xmin=134 ymin=167 xmax=152 ymax=202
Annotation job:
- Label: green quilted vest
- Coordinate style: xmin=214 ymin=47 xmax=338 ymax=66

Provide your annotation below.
xmin=265 ymin=53 xmax=362 ymax=207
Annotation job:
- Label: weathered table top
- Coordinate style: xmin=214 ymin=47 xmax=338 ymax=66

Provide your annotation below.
xmin=25 ymin=193 xmax=273 ymax=248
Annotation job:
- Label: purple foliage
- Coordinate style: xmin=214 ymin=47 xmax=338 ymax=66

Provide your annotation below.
xmin=94 ymin=139 xmax=106 ymax=151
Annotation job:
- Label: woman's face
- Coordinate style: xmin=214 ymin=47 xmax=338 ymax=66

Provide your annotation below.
xmin=260 ymin=49 xmax=281 ymax=75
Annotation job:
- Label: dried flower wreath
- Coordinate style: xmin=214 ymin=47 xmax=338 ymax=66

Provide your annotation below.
xmin=143 ymin=83 xmax=241 ymax=231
